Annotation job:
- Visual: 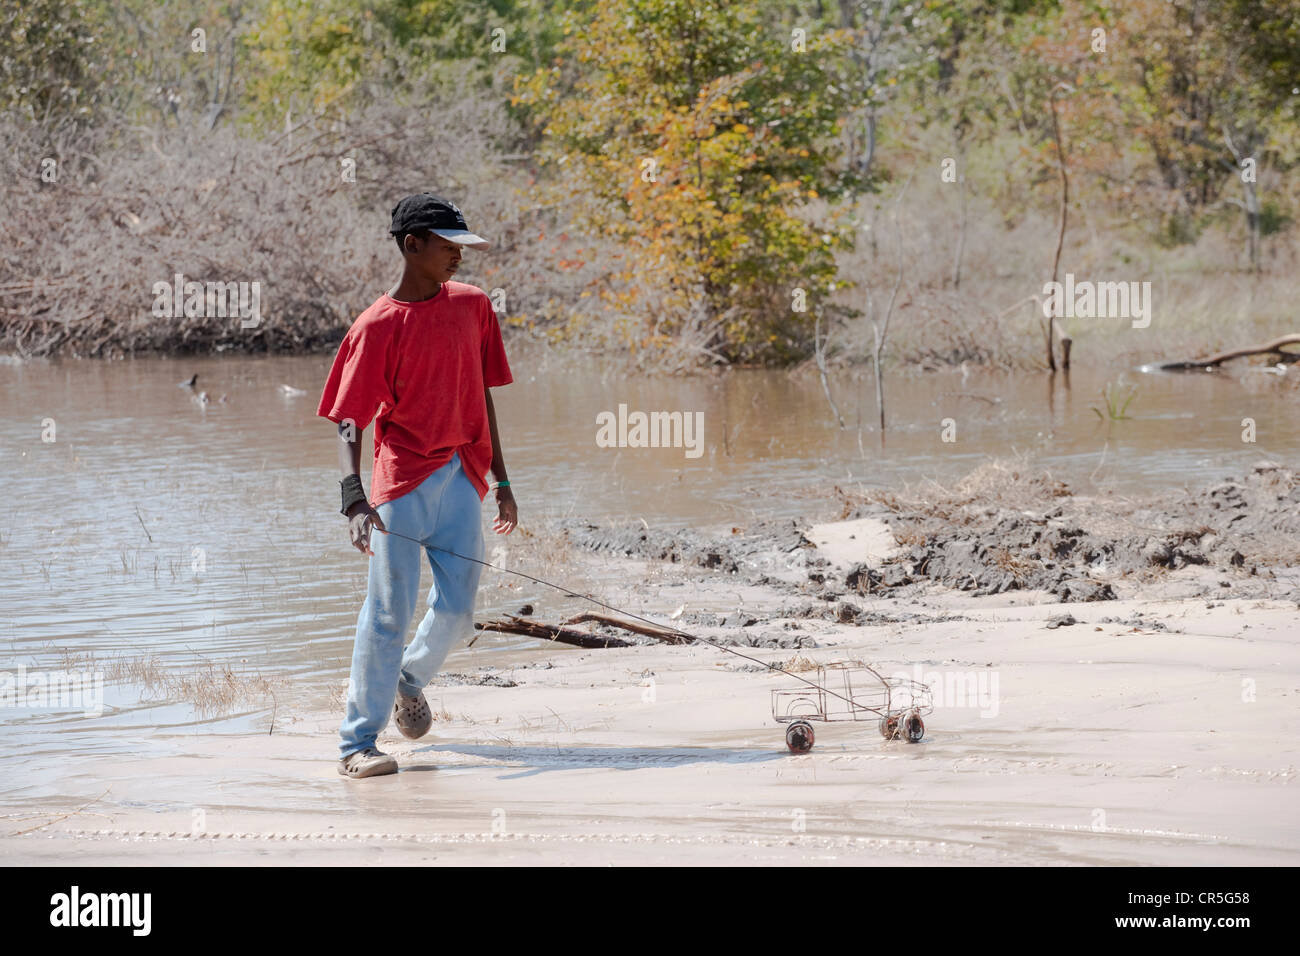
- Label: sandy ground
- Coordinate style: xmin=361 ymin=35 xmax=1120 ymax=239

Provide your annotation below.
xmin=3 ymin=518 xmax=1298 ymax=866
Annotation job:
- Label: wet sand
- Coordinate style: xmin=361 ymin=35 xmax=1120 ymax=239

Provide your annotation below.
xmin=4 ymin=515 xmax=1297 ymax=865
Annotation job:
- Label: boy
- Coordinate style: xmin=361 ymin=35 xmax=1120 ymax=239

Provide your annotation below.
xmin=317 ymin=193 xmax=516 ymax=778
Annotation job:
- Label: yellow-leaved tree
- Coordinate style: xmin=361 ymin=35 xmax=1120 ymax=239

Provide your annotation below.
xmin=513 ymin=0 xmax=873 ymax=365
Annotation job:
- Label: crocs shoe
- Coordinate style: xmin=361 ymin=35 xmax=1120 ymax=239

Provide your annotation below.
xmin=338 ymin=747 xmax=398 ymax=778
xmin=393 ymin=690 xmax=432 ymax=740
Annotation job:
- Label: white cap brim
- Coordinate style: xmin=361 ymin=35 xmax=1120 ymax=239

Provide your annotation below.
xmin=430 ymin=228 xmax=490 ymax=250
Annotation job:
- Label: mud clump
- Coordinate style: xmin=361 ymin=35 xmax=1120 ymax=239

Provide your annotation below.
xmin=431 ymin=671 xmax=519 ymax=688
xmin=555 ymin=517 xmax=815 ymax=576
xmin=840 ymin=521 xmax=1120 ymax=602
xmin=1099 ymin=612 xmax=1170 ymax=631
xmin=718 ymin=632 xmax=819 ymax=650
xmin=839 ymin=461 xmax=1300 ymax=603
xmin=552 ymin=462 xmax=1299 ymax=608
xmin=774 ymin=599 xmax=965 ymax=626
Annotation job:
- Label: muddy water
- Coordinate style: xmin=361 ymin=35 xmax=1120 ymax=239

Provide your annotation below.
xmin=0 ymin=348 xmax=1295 ymax=771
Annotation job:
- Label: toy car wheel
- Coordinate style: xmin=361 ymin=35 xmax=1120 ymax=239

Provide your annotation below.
xmin=903 ymin=713 xmax=925 ymax=743
xmin=879 ymin=715 xmax=899 ymax=739
xmin=785 ymin=720 xmax=815 ymax=754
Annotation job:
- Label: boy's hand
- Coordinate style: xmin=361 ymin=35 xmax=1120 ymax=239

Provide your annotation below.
xmin=346 ymin=502 xmax=386 ymax=555
xmin=493 ymin=486 xmax=517 ymax=535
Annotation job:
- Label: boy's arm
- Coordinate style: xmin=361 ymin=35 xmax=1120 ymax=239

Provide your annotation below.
xmin=338 ymin=421 xmax=385 ymax=554
xmin=485 ymin=386 xmax=517 ymax=534
xmin=338 ymin=422 xmax=364 ymax=487
xmin=485 ymin=386 xmax=508 ymax=485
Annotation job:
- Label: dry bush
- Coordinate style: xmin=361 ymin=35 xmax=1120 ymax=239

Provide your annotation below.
xmin=989 ymin=545 xmax=1036 ymax=585
xmin=857 ymin=454 xmax=1072 ymax=522
xmin=5 ymin=79 xmax=1293 ymax=370
xmin=820 ymin=161 xmax=1298 ymax=372
xmin=0 ymin=74 xmax=613 ymax=358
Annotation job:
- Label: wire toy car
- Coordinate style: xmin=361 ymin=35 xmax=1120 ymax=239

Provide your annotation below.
xmin=771 ymin=661 xmax=933 ymax=753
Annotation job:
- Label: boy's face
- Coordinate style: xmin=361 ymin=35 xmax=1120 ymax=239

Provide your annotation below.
xmin=404 ymin=233 xmax=463 ymax=282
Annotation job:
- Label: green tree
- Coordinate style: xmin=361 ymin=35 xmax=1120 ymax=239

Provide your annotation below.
xmin=514 ymin=0 xmax=873 ymax=364
xmin=240 ymin=0 xmax=573 ymax=129
xmin=1 ymin=0 xmax=112 ymax=129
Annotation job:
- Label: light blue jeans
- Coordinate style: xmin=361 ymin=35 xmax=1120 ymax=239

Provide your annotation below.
xmin=340 ymin=453 xmax=485 ymax=757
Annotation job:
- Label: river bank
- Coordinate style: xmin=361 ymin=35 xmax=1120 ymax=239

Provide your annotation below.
xmin=4 ymin=461 xmax=1297 ymax=865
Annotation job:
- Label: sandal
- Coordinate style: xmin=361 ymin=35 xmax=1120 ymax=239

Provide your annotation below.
xmin=338 ymin=747 xmax=398 ymax=778
xmin=393 ymin=690 xmax=432 ymax=740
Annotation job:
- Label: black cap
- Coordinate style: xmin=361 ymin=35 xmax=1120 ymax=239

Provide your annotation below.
xmin=389 ymin=193 xmax=489 ymax=249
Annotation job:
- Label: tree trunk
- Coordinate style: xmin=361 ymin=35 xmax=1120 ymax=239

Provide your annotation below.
xmin=1156 ymin=334 xmax=1300 ymax=370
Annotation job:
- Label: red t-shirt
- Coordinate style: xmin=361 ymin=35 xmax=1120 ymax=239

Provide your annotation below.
xmin=317 ymin=282 xmax=513 ymax=506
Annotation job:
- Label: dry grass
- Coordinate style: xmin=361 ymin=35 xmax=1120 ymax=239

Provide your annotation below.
xmin=854 ymin=455 xmax=1072 ymax=525
xmin=55 ymin=648 xmax=287 ymax=718
xmin=479 ymin=516 xmax=664 ymax=625
xmin=778 ymin=654 xmax=820 ymax=673
xmin=828 ymin=155 xmax=1298 ymax=372
xmin=989 ymin=546 xmax=1037 ymax=586
xmin=325 ymin=681 xmax=347 ymax=711
xmin=891 ymin=526 xmax=929 ymax=549
xmin=428 ymin=698 xmax=460 ymax=723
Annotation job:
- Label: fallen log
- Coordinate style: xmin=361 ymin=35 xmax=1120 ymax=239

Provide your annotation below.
xmin=561 ymin=612 xmax=690 ymax=644
xmin=1156 ymin=333 xmax=1300 ymax=370
xmin=472 ymin=615 xmax=633 ymax=649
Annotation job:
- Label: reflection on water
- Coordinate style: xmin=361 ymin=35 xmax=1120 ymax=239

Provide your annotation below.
xmin=1 ymin=347 xmax=1295 ymax=764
